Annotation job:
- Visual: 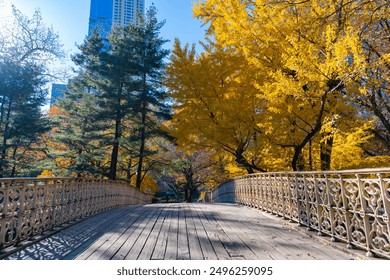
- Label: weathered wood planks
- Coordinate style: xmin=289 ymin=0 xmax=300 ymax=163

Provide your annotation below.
xmin=5 ymin=203 xmax=366 ymax=260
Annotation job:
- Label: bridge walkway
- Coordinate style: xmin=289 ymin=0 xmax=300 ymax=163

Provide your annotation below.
xmin=4 ymin=203 xmax=369 ymax=260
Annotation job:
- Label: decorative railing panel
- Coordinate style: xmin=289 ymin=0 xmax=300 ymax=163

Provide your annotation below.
xmin=211 ymin=168 xmax=390 ymax=259
xmin=0 ymin=178 xmax=150 ymax=252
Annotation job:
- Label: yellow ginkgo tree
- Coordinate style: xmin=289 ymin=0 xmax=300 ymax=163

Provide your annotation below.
xmin=165 ymin=39 xmax=272 ymax=173
xmin=192 ymin=0 xmax=389 ymax=171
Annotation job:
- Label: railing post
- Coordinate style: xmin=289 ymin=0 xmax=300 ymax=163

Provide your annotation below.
xmin=314 ymin=174 xmax=323 ymax=236
xmin=377 ymin=173 xmax=390 ymax=250
xmin=42 ymin=179 xmax=49 ymax=230
xmin=325 ymin=174 xmax=336 ymax=242
xmin=243 ymin=177 xmax=246 ymax=205
xmin=267 ymin=173 xmax=272 ymax=213
xmin=3 ymin=182 xmax=10 ymax=247
xmin=258 ymin=174 xmax=264 ymax=211
xmin=246 ymin=177 xmax=251 ymax=206
xmin=246 ymin=177 xmax=250 ymax=206
xmin=249 ymin=177 xmax=252 ymax=206
xmin=69 ymin=178 xmax=75 ymax=221
xmin=17 ymin=181 xmax=26 ymax=242
xmin=303 ymin=174 xmax=312 ymax=230
xmin=286 ymin=174 xmax=294 ymax=222
xmin=278 ymin=174 xmax=285 ymax=218
xmin=32 ymin=180 xmax=40 ymax=236
xmin=264 ymin=174 xmax=272 ymax=213
xmin=279 ymin=174 xmax=287 ymax=220
xmin=294 ymin=174 xmax=304 ymax=226
xmin=249 ymin=176 xmax=254 ymax=207
xmin=271 ymin=173 xmax=278 ymax=215
xmin=253 ymin=176 xmax=257 ymax=208
xmin=37 ymin=180 xmax=45 ymax=234
xmin=356 ymin=174 xmax=373 ymax=257
xmin=238 ymin=178 xmax=243 ymax=205
xmin=49 ymin=180 xmax=55 ymax=228
xmin=339 ymin=174 xmax=353 ymax=249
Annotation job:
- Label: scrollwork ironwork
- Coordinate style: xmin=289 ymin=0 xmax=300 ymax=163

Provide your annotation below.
xmin=212 ymin=168 xmax=390 ymax=258
xmin=0 ymin=178 xmax=150 ymax=252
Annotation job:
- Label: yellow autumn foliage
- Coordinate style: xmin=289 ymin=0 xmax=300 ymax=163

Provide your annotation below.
xmin=131 ymin=173 xmax=159 ymax=195
xmin=165 ymin=0 xmax=389 ymax=174
xmin=37 ymin=170 xmax=56 ymax=178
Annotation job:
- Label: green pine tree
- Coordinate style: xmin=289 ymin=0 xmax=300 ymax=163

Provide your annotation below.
xmin=68 ymin=5 xmax=170 ymax=185
xmin=48 ymin=76 xmax=109 ymax=177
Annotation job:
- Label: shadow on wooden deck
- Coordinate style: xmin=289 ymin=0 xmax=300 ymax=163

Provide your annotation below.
xmin=3 ymin=203 xmax=373 ymax=260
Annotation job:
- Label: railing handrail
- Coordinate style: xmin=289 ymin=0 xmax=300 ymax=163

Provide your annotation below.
xmin=236 ymin=168 xmax=390 ymax=178
xmin=0 ymin=176 xmax=147 ymax=194
xmin=212 ymin=167 xmax=390 ymax=259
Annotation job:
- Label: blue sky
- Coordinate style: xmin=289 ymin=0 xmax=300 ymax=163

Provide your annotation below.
xmin=1 ymin=0 xmax=206 ymax=60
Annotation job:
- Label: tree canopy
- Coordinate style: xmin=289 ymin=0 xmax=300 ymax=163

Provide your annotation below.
xmin=165 ymin=0 xmax=390 ymax=173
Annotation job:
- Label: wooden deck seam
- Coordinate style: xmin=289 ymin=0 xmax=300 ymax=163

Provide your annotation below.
xmin=110 ymin=205 xmax=161 ymax=260
xmin=75 ymin=206 xmax=149 ymax=260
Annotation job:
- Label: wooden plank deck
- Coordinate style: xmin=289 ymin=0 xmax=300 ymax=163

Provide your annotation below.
xmin=4 ymin=203 xmax=369 ymax=260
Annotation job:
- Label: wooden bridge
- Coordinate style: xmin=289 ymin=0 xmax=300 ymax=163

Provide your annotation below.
xmin=1 ymin=203 xmax=368 ymax=260
xmin=0 ymin=169 xmax=389 ymax=260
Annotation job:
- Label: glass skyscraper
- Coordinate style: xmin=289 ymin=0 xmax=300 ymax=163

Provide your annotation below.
xmin=51 ymin=1 xmax=146 ymax=107
xmin=50 ymin=83 xmax=67 ymax=107
xmin=88 ymin=0 xmax=145 ymax=37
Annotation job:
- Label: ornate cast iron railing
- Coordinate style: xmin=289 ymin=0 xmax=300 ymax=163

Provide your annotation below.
xmin=211 ymin=168 xmax=390 ymax=259
xmin=0 ymin=177 xmax=151 ymax=252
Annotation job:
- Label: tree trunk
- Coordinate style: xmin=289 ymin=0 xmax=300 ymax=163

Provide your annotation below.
xmin=234 ymin=147 xmax=266 ymax=174
xmin=10 ymin=146 xmax=18 ymax=178
xmin=309 ymin=140 xmax=313 ymax=171
xmin=320 ymin=134 xmax=334 ymax=171
xmin=109 ymin=103 xmax=122 ymax=180
xmin=184 ymin=187 xmax=189 ymax=202
xmin=126 ymin=157 xmax=133 ymax=183
xmin=136 ymin=101 xmax=146 ymax=189
xmin=291 ymin=91 xmax=328 ymax=171
xmin=136 ymin=74 xmax=147 ymax=189
xmin=369 ymin=90 xmax=390 ymax=136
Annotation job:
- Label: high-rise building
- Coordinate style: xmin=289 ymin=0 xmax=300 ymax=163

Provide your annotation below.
xmin=50 ymin=83 xmax=67 ymax=107
xmin=51 ymin=1 xmax=145 ymax=107
xmin=88 ymin=0 xmax=145 ymax=37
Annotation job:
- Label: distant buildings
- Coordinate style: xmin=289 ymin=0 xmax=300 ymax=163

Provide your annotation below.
xmin=50 ymin=83 xmax=67 ymax=107
xmin=51 ymin=0 xmax=145 ymax=107
xmin=88 ymin=0 xmax=114 ymax=37
xmin=88 ymin=0 xmax=145 ymax=37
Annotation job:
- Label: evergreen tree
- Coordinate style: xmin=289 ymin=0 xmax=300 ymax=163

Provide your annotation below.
xmin=0 ymin=60 xmax=49 ymax=177
xmin=48 ymin=76 xmax=109 ymax=177
xmin=0 ymin=7 xmax=63 ymax=177
xmin=130 ymin=6 xmax=170 ymax=189
xmin=61 ymin=5 xmax=170 ymax=185
xmin=71 ymin=27 xmax=140 ymax=180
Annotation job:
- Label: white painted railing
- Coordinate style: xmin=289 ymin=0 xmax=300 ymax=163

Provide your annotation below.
xmin=0 ymin=177 xmax=151 ymax=251
xmin=212 ymin=168 xmax=390 ymax=259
